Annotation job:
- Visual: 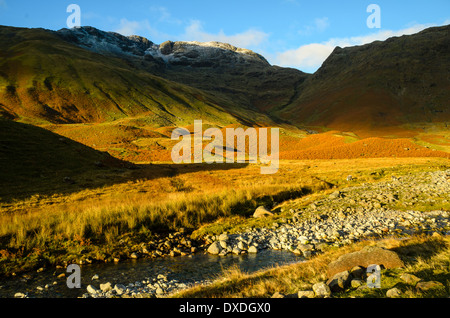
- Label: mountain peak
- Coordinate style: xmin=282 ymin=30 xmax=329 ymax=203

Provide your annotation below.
xmin=147 ymin=39 xmax=269 ymax=67
xmin=56 ymin=26 xmax=269 ymax=67
xmin=57 ymin=26 xmax=154 ymax=57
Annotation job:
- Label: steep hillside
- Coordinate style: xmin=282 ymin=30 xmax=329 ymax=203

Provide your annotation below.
xmin=56 ymin=26 xmax=309 ymax=114
xmin=0 ymin=25 xmax=306 ymax=127
xmin=276 ymin=25 xmax=450 ymax=135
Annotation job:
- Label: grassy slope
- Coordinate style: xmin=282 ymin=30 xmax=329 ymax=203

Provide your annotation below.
xmin=0 ymin=157 xmax=448 ymax=276
xmin=0 ymin=26 xmax=270 ymax=128
xmin=276 ymin=25 xmax=450 ymax=135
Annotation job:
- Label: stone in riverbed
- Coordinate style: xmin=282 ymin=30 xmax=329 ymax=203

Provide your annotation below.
xmin=248 ymin=246 xmax=258 ymax=253
xmin=207 ymin=241 xmax=222 ymax=255
xmin=237 ymin=241 xmax=247 ymax=250
xmin=87 ymin=285 xmax=99 ymax=294
xmin=130 ymin=252 xmax=139 ymax=259
xmin=218 ymin=233 xmax=229 ymax=241
xmin=114 ymin=284 xmax=126 ymax=295
xmin=232 ymin=246 xmax=242 ymax=254
xmin=100 ymin=282 xmax=113 ymax=292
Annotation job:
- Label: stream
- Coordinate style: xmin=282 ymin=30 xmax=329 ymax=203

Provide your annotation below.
xmin=0 ymin=249 xmax=304 ymax=298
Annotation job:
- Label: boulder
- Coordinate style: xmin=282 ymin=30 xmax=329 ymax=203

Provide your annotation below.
xmin=218 ymin=233 xmax=229 ymax=241
xmin=87 ymin=285 xmax=99 ymax=294
xmin=114 ymin=284 xmax=126 ymax=295
xmin=130 ymin=252 xmax=139 ymax=259
xmin=237 ymin=241 xmax=247 ymax=250
xmin=100 ymin=282 xmax=113 ymax=292
xmin=248 ymin=245 xmax=258 ymax=253
xmin=327 ymin=246 xmax=404 ymax=277
xmin=386 ymin=287 xmax=402 ymax=298
xmin=400 ymin=273 xmax=422 ymax=286
xmin=350 ymin=266 xmax=366 ymax=280
xmin=350 ymin=279 xmax=364 ymax=288
xmin=326 ymin=271 xmax=352 ymax=292
xmin=415 ymin=281 xmax=445 ymax=293
xmin=232 ymin=246 xmax=242 ymax=254
xmin=253 ymin=206 xmax=273 ymax=218
xmin=312 ymin=282 xmax=331 ymax=298
xmin=207 ymin=241 xmax=222 ymax=255
xmin=298 ymin=244 xmax=314 ymax=253
xmin=298 ymin=290 xmax=315 ymax=298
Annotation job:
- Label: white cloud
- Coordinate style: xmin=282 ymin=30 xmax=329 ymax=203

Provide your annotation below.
xmin=181 ymin=20 xmax=269 ymax=49
xmin=299 ymin=17 xmax=330 ymax=35
xmin=115 ymin=18 xmax=142 ymax=36
xmin=114 ymin=13 xmax=269 ymax=50
xmin=275 ymin=23 xmax=441 ymax=73
xmin=114 ymin=18 xmax=170 ymax=40
xmin=149 ymin=6 xmax=182 ymax=25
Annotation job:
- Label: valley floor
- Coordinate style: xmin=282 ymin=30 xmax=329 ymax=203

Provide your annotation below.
xmin=0 ymin=157 xmax=449 ymax=298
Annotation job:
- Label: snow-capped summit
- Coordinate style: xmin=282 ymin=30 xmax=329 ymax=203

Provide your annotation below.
xmin=56 ymin=26 xmax=269 ymax=67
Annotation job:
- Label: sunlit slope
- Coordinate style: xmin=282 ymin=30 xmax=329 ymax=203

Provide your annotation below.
xmin=276 ymin=25 xmax=450 ymax=135
xmin=0 ymin=26 xmax=272 ymax=127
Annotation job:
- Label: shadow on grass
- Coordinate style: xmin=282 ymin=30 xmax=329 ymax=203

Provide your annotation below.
xmin=1 ymin=119 xmax=254 ymax=203
xmin=390 ymin=238 xmax=448 ymax=266
xmin=0 ymin=161 xmax=250 ymax=203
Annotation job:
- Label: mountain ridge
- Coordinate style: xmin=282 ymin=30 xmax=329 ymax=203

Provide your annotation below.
xmin=276 ymin=24 xmax=450 ymax=134
xmin=0 ymin=24 xmax=449 ymax=136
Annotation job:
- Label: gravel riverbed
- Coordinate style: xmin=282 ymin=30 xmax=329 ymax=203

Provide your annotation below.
xmin=9 ymin=169 xmax=450 ymax=298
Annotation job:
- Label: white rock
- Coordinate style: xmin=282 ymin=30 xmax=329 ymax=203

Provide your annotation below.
xmin=100 ymin=282 xmax=112 ymax=292
xmin=87 ymin=285 xmax=99 ymax=294
xmin=114 ymin=284 xmax=126 ymax=295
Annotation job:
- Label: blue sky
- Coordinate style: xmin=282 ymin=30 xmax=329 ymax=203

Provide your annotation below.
xmin=1 ymin=0 xmax=449 ymax=73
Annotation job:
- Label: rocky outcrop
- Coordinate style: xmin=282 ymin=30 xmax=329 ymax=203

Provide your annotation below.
xmin=56 ymin=26 xmax=269 ymax=68
xmin=146 ymin=40 xmax=269 ymax=67
xmin=57 ymin=26 xmax=154 ymax=57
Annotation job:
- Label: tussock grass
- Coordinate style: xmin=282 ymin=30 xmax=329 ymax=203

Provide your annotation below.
xmin=0 ymin=157 xmax=448 ymax=275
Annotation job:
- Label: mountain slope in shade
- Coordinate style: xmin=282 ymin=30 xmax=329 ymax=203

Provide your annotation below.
xmin=276 ymin=25 xmax=450 ymax=135
xmin=0 ymin=118 xmax=133 ymax=199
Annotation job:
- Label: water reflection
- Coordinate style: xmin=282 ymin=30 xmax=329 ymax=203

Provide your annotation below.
xmin=0 ymin=249 xmax=303 ymax=298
